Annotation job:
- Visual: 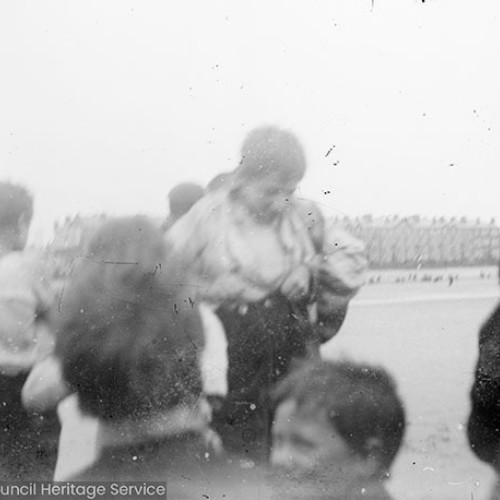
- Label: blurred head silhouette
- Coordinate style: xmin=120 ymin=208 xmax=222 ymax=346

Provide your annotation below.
xmin=230 ymin=126 xmax=306 ymax=222
xmin=271 ymin=360 xmax=405 ymax=486
xmin=55 ymin=216 xmax=204 ymax=422
xmin=168 ymin=183 xmax=204 ymax=219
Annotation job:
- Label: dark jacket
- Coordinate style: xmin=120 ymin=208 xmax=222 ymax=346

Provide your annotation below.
xmin=269 ymin=471 xmax=394 ymax=500
xmin=71 ymin=432 xmax=275 ymax=500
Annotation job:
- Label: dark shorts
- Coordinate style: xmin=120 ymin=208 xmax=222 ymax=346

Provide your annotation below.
xmin=212 ymin=294 xmax=314 ymax=461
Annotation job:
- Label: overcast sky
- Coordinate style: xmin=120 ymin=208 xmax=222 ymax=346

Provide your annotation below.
xmin=1 ymin=0 xmax=499 ymax=242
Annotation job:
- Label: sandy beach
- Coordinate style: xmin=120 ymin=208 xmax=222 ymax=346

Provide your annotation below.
xmin=321 ymin=266 xmax=499 ymax=499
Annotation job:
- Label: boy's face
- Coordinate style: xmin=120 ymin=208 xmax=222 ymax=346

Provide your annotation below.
xmin=271 ymin=399 xmax=351 ymax=472
xmin=235 ymin=174 xmax=298 ymax=223
xmin=271 ymin=398 xmax=374 ymax=486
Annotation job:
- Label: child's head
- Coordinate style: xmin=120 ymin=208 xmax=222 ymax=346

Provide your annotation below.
xmin=231 ymin=126 xmax=306 ymax=223
xmin=54 ymin=216 xmax=204 ymax=422
xmin=270 ymin=360 xmax=405 ymax=484
xmin=168 ymin=182 xmax=204 ymax=219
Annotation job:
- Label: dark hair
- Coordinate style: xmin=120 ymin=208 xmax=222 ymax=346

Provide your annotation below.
xmin=233 ymin=126 xmax=306 ymax=185
xmin=272 ymin=360 xmax=405 ymax=473
xmin=168 ymin=183 xmax=204 ymax=218
xmin=54 ymin=216 xmax=204 ymax=421
xmin=0 ymin=181 xmax=34 ymax=229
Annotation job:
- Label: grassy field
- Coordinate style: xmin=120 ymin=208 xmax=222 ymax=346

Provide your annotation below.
xmin=321 ymin=266 xmax=500 ymax=500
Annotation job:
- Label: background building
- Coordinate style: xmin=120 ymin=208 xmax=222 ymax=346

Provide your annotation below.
xmin=331 ymin=215 xmax=500 ymax=269
xmin=49 ymin=214 xmax=107 ymax=278
xmin=50 ymin=214 xmax=500 ymax=272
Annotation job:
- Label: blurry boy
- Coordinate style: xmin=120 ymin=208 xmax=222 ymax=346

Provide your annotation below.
xmin=270 ymin=361 xmax=405 ymax=499
xmin=166 ymin=127 xmax=367 ymax=462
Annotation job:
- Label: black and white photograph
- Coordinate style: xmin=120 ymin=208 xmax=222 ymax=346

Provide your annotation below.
xmin=1 ymin=1 xmax=500 ymax=498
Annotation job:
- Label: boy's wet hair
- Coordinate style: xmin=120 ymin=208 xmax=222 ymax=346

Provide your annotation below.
xmin=272 ymin=360 xmax=406 ymax=473
xmin=55 ymin=216 xmax=204 ymax=421
xmin=0 ymin=181 xmax=33 ymax=229
xmin=234 ymin=126 xmax=306 ymax=185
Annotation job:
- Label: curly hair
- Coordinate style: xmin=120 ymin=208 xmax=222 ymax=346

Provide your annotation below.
xmin=272 ymin=360 xmax=406 ymax=473
xmin=54 ymin=216 xmax=204 ymax=421
xmin=0 ymin=181 xmax=33 ymax=229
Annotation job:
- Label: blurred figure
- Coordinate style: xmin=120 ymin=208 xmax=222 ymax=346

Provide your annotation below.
xmin=54 ymin=217 xmax=202 ymax=479
xmin=468 ymin=299 xmax=500 ymax=499
xmin=270 ymin=360 xmax=406 ymax=500
xmin=50 ymin=217 xmax=269 ymax=498
xmin=165 ymin=126 xmax=367 ymax=461
xmin=0 ymin=181 xmax=60 ymax=480
xmin=165 ymin=126 xmax=316 ymax=304
xmin=161 ymin=182 xmax=204 ymax=232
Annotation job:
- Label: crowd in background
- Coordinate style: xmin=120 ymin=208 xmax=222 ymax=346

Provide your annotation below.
xmin=1 ymin=126 xmax=499 ymax=499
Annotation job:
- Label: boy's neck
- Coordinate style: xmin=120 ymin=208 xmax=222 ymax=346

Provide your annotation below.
xmin=97 ymin=397 xmax=217 ymax=450
xmin=302 ymin=476 xmax=390 ymax=500
xmin=347 ymin=477 xmax=391 ymax=499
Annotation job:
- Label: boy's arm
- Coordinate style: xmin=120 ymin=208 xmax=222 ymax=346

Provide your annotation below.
xmin=310 ymin=225 xmax=368 ymax=342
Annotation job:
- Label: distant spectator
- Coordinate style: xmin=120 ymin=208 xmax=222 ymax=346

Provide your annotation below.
xmin=270 ymin=360 xmax=406 ymax=499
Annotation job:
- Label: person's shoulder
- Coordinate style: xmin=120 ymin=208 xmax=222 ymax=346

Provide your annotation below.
xmin=0 ymin=247 xmax=52 ymax=269
xmin=186 ymin=189 xmax=227 ymax=213
xmin=0 ymin=249 xmax=59 ymax=315
xmin=2 ymin=248 xmax=56 ymax=282
xmin=0 ymin=249 xmax=37 ymax=281
xmin=165 ymin=189 xmax=234 ymax=246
